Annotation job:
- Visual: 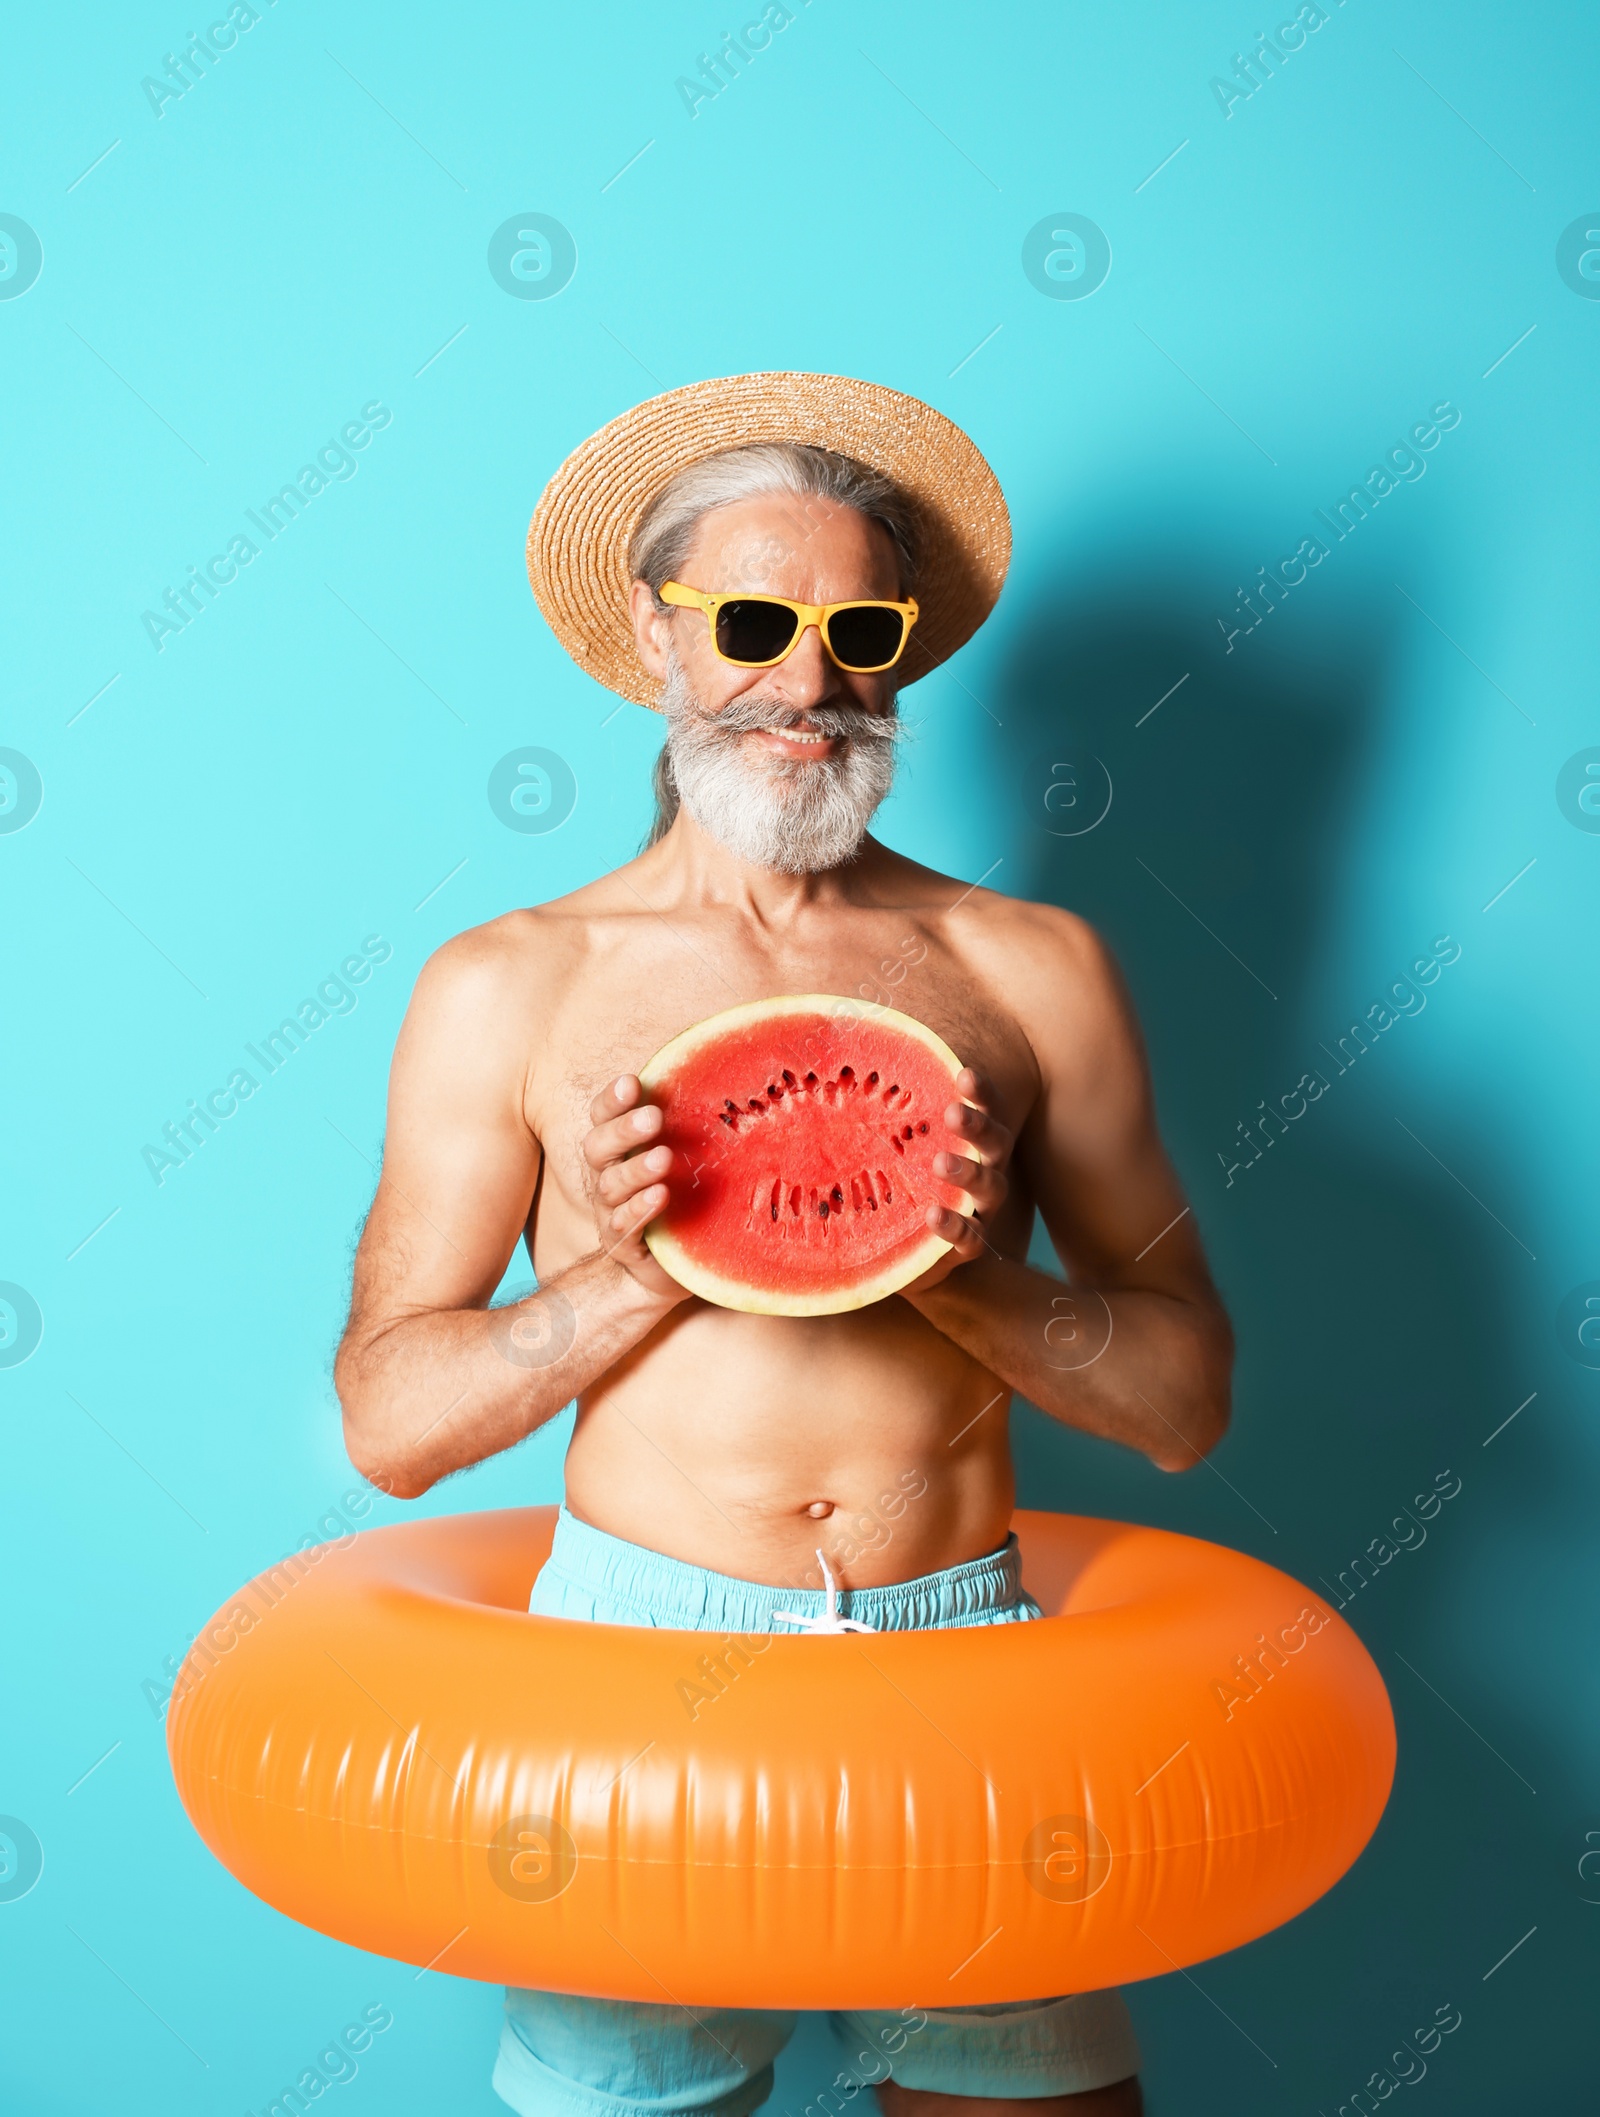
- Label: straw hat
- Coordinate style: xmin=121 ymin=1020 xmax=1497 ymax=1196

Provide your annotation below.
xmin=526 ymin=371 xmax=1010 ymax=709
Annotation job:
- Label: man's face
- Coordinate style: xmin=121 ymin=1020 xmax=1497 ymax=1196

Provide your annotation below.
xmin=628 ymin=493 xmax=906 ymax=873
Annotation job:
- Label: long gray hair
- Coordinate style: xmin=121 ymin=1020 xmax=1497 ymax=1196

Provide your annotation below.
xmin=629 ymin=444 xmax=919 ymax=848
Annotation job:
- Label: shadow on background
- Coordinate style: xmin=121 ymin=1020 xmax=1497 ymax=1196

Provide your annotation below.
xmin=768 ymin=522 xmax=1585 ymax=2116
xmin=926 ymin=528 xmax=1586 ymax=2112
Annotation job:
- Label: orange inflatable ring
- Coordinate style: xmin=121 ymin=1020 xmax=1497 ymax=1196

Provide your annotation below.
xmin=167 ymin=1507 xmax=1394 ymax=2007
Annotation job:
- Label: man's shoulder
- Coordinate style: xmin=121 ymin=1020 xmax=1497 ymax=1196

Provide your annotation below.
xmin=894 ymin=859 xmax=1130 ymax=1074
xmin=408 ymin=900 xmax=584 ymax=1025
xmin=897 ymin=854 xmax=1115 ymax=989
xmin=954 ymin=887 xmax=1109 ymax=968
xmin=410 ymin=861 xmax=658 ymax=1018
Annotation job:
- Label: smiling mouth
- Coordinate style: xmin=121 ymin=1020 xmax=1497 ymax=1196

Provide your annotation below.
xmin=763 ymin=726 xmax=832 ymax=745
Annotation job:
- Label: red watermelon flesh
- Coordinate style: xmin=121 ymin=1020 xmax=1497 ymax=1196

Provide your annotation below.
xmin=639 ymin=996 xmax=970 ymax=1315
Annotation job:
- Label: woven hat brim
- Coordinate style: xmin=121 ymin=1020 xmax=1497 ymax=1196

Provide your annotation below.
xmin=526 ymin=372 xmax=1010 ymax=709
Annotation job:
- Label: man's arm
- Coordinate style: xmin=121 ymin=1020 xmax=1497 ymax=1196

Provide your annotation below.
xmin=901 ymin=910 xmax=1233 ymax=1471
xmin=334 ymin=932 xmax=687 ymax=1498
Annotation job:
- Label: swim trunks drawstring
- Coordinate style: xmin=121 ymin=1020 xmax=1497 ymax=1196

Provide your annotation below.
xmin=774 ymin=1549 xmax=877 ymax=1634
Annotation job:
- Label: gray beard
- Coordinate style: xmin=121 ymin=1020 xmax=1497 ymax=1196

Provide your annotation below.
xmin=660 ymin=649 xmax=901 ymax=875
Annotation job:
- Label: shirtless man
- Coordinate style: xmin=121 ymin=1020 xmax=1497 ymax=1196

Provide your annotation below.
xmin=335 ymin=377 xmax=1232 ymax=2117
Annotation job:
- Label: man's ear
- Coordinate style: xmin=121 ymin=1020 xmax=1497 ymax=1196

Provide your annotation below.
xmin=630 ymin=579 xmax=672 ymax=681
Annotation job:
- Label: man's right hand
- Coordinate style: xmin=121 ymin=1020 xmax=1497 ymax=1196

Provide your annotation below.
xmin=583 ymin=1075 xmax=692 ymax=1303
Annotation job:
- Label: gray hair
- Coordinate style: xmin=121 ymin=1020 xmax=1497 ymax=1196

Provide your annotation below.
xmin=631 ymin=443 xmax=918 ymax=847
xmin=630 ymin=442 xmax=919 ymax=604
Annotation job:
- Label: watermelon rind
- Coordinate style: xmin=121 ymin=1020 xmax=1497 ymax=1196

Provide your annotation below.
xmin=639 ymin=994 xmax=971 ymax=1316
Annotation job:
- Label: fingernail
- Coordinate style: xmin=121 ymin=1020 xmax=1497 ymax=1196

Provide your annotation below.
xmin=614 ymin=1076 xmax=631 ymax=1097
xmin=634 ymin=1108 xmax=656 ymax=1132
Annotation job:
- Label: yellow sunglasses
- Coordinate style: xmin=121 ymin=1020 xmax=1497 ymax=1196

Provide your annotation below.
xmin=659 ymin=580 xmax=920 ymax=674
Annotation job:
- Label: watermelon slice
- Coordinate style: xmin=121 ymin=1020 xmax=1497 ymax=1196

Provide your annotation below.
xmin=638 ymin=995 xmax=971 ymax=1315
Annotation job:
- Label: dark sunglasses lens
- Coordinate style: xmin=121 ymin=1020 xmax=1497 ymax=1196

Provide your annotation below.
xmin=826 ymin=605 xmax=906 ymax=670
xmin=716 ymin=598 xmax=800 ymax=664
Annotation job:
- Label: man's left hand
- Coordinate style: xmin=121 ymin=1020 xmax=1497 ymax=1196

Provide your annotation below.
xmin=900 ymin=1066 xmax=1012 ymax=1294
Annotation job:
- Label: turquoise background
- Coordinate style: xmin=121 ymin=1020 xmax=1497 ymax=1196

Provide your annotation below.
xmin=3 ymin=0 xmax=1597 ymax=2107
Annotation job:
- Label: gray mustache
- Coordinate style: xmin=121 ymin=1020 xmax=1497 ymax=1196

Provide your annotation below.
xmin=691 ymin=697 xmax=904 ymax=746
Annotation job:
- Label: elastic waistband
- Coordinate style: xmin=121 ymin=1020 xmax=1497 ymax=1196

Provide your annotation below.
xmin=536 ymin=1505 xmax=1039 ymax=1633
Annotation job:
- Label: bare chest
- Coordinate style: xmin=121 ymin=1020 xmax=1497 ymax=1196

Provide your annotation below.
xmin=523 ymin=913 xmax=1040 ymax=1230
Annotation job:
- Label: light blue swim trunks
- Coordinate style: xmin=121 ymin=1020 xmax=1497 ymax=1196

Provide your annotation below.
xmin=492 ymin=1506 xmax=1141 ymax=2117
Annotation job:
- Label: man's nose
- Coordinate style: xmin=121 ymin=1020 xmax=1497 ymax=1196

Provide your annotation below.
xmin=764 ymin=621 xmax=837 ymax=705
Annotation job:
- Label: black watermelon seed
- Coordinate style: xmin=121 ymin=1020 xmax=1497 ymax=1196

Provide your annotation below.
xmin=818 ymin=1199 xmax=829 ymax=1218
xmin=917 ymin=1122 xmax=929 ymax=1134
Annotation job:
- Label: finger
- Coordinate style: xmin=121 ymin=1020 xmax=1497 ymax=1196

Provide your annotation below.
xmin=589 ymin=1074 xmax=643 ymax=1128
xmin=583 ymin=1100 xmax=663 ymax=1170
xmin=596 ymin=1143 xmax=673 ymax=1206
xmin=948 ymin=1069 xmax=1005 ymax=1127
xmin=934 ymin=1150 xmax=1003 ymax=1212
xmin=942 ymin=1096 xmax=1012 ymax=1165
xmin=608 ymin=1181 xmax=669 ymax=1241
xmin=956 ymin=1058 xmax=1007 ymax=1126
xmin=925 ymin=1202 xmax=989 ymax=1259
xmin=954 ymin=1066 xmax=1002 ymax=1113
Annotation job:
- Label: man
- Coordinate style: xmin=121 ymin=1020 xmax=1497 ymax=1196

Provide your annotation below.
xmin=335 ymin=373 xmax=1233 ymax=2117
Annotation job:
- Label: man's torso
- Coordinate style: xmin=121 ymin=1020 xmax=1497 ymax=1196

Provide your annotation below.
xmin=482 ymin=849 xmax=1095 ymax=1592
